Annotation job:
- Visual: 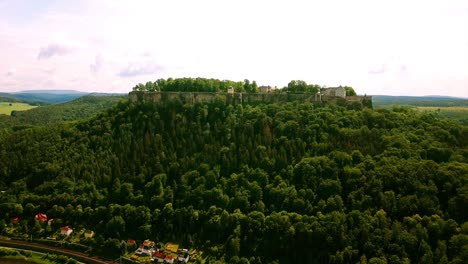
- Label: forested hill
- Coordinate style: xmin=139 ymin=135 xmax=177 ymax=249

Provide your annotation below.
xmin=0 ymin=97 xmax=467 ymax=263
xmin=0 ymin=90 xmax=91 ymax=104
xmin=0 ymin=95 xmax=126 ymax=128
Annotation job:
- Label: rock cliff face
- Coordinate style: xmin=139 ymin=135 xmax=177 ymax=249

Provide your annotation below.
xmin=129 ymin=91 xmax=372 ymax=108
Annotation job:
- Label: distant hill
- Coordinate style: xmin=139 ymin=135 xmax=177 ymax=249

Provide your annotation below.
xmin=0 ymin=90 xmax=90 ymax=104
xmin=372 ymin=95 xmax=468 ymax=107
xmin=0 ymin=94 xmax=127 ymax=128
xmin=16 ymin=89 xmax=87 ymax=94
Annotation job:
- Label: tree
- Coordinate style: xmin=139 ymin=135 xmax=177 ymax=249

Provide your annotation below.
xmin=106 ymin=216 xmax=126 ymax=238
xmin=344 ymin=86 xmax=357 ymax=96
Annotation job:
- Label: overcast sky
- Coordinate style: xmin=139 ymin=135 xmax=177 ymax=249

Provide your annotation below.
xmin=1 ymin=0 xmax=467 ymax=96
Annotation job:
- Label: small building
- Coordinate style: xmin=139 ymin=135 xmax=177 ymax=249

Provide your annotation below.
xmin=177 ymin=249 xmax=190 ymax=263
xmin=227 ymin=86 xmax=234 ymax=94
xmin=154 ymin=252 xmax=165 ymax=263
xmin=164 ymin=255 xmax=175 ymax=264
xmin=165 ymin=242 xmax=179 ymax=253
xmin=34 ymin=213 xmax=47 ymax=223
xmin=137 ymin=239 xmax=155 ymax=256
xmin=60 ymin=226 xmax=73 ymax=236
xmin=321 ymin=87 xmax=346 ymax=98
xmin=259 ymin=85 xmax=272 ymax=93
xmin=47 ymin=219 xmax=54 ymax=226
xmin=84 ymin=230 xmax=94 ymax=239
xmin=142 ymin=239 xmax=155 ymax=249
xmin=11 ymin=217 xmax=20 ymax=224
xmin=127 ymin=239 xmax=136 ymax=245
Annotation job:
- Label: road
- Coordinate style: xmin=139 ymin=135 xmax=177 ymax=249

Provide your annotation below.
xmin=0 ymin=238 xmax=117 ymax=264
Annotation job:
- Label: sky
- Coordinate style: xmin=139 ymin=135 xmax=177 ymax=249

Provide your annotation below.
xmin=1 ymin=0 xmax=467 ymax=97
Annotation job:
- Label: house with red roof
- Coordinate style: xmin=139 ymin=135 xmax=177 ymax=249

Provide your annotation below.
xmin=60 ymin=226 xmax=73 ymax=236
xmin=164 ymin=255 xmax=175 ymax=264
xmin=142 ymin=239 xmax=155 ymax=248
xmin=34 ymin=213 xmax=47 ymax=223
xmin=11 ymin=217 xmax=20 ymax=224
xmin=154 ymin=252 xmax=165 ymax=263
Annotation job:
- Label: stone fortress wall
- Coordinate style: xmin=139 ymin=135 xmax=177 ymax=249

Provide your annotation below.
xmin=129 ymin=91 xmax=372 ymax=107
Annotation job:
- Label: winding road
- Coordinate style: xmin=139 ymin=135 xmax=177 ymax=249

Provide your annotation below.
xmin=0 ymin=238 xmax=117 ymax=264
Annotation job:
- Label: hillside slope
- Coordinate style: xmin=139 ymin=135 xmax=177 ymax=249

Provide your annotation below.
xmin=0 ymin=90 xmax=89 ymax=104
xmin=0 ymin=95 xmax=126 ymax=128
xmin=0 ymin=98 xmax=466 ymax=263
xmin=373 ymin=95 xmax=468 ymax=107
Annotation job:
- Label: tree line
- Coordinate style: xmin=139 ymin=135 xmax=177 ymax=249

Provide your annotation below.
xmin=132 ymin=77 xmax=357 ymax=96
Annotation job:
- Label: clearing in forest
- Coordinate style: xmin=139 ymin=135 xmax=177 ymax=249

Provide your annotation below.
xmin=0 ymin=102 xmax=37 ymax=115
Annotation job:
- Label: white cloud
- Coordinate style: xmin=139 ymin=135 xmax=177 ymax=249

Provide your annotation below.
xmin=118 ymin=62 xmax=165 ymax=78
xmin=37 ymin=43 xmax=72 ymax=60
xmin=6 ymin=68 xmax=16 ymax=76
xmin=90 ymin=54 xmax=103 ymax=74
xmin=0 ymin=0 xmax=466 ymax=96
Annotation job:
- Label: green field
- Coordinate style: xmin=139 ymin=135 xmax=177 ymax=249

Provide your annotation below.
xmin=0 ymin=102 xmax=37 ymax=115
xmin=415 ymin=106 xmax=468 ymax=124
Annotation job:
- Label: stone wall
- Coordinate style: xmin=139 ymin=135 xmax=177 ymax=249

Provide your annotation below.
xmin=129 ymin=91 xmax=372 ymax=107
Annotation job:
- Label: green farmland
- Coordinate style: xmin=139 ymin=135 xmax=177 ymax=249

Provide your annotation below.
xmin=0 ymin=102 xmax=37 ymax=115
xmin=415 ymin=106 xmax=468 ymax=124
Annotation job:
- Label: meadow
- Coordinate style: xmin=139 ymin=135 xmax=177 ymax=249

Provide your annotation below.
xmin=415 ymin=106 xmax=468 ymax=124
xmin=0 ymin=102 xmax=37 ymax=115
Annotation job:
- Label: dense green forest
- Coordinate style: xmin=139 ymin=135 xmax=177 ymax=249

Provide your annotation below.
xmin=0 ymin=95 xmax=126 ymax=129
xmin=0 ymin=86 xmax=467 ymax=263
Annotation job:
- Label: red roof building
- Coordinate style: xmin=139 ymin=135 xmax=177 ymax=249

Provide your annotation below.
xmin=154 ymin=252 xmax=165 ymax=261
xmin=11 ymin=217 xmax=20 ymax=224
xmin=142 ymin=239 xmax=154 ymax=247
xmin=34 ymin=213 xmax=47 ymax=223
xmin=165 ymin=255 xmax=175 ymax=264
xmin=60 ymin=226 xmax=73 ymax=236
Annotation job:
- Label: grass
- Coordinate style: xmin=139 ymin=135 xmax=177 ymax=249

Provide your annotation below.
xmin=416 ymin=106 xmax=468 ymax=111
xmin=415 ymin=106 xmax=468 ymax=124
xmin=0 ymin=249 xmax=58 ymax=264
xmin=0 ymin=102 xmax=37 ymax=115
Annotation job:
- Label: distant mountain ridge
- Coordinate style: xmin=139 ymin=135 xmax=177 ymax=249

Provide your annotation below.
xmin=0 ymin=90 xmax=90 ymax=104
xmin=372 ymin=95 xmax=468 ymax=107
xmin=15 ymin=89 xmax=88 ymax=95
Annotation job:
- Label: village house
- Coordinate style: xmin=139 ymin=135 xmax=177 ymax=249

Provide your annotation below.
xmin=84 ymin=230 xmax=94 ymax=239
xmin=34 ymin=213 xmax=47 ymax=223
xmin=164 ymin=255 xmax=175 ymax=264
xmin=154 ymin=252 xmax=165 ymax=263
xmin=177 ymin=248 xmax=190 ymax=263
xmin=136 ymin=239 xmax=155 ymax=256
xmin=11 ymin=217 xmax=20 ymax=224
xmin=227 ymin=86 xmax=234 ymax=94
xmin=60 ymin=226 xmax=73 ymax=236
xmin=142 ymin=239 xmax=155 ymax=248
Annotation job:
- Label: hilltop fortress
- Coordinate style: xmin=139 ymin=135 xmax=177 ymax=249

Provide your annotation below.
xmin=129 ymin=87 xmax=373 ymax=108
